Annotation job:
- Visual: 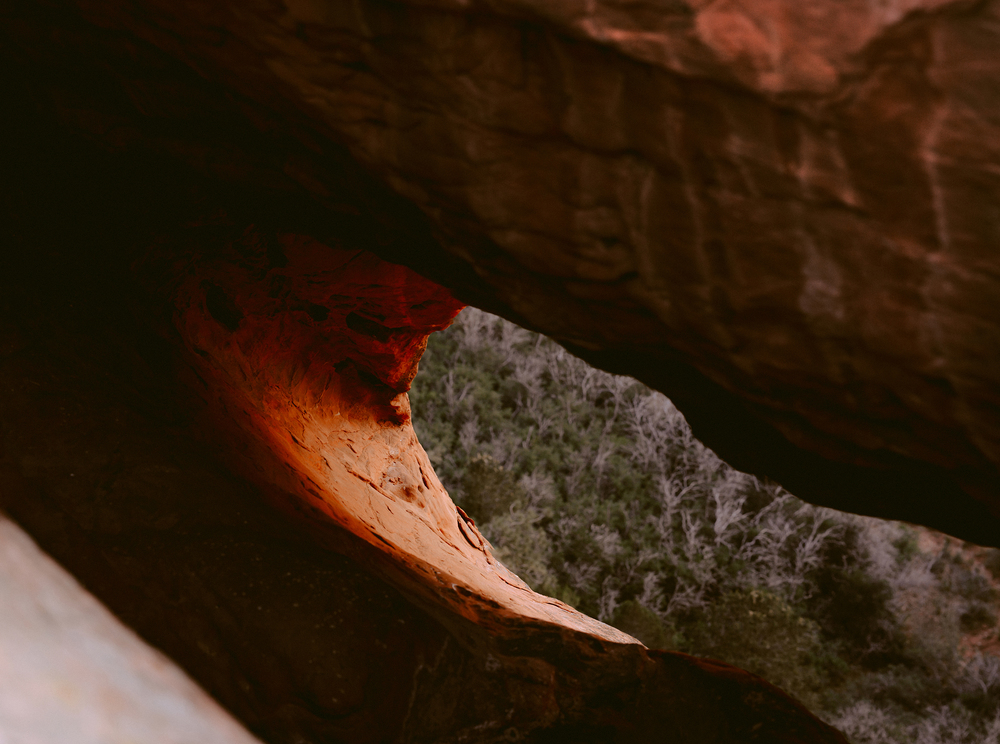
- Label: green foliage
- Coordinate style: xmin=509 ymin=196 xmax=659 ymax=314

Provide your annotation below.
xmin=482 ymin=503 xmax=555 ymax=591
xmin=951 ymin=564 xmax=997 ymax=604
xmin=411 ymin=309 xmax=842 ymax=621
xmin=805 ymin=526 xmax=905 ymax=665
xmin=611 ymin=600 xmax=677 ymax=650
xmin=410 ymin=308 xmax=1000 ymax=741
xmin=461 ymin=454 xmax=525 ymax=523
xmin=829 ymin=663 xmax=956 ymax=716
xmin=685 ymin=589 xmax=824 ymax=707
xmin=893 ymin=530 xmax=921 ymax=566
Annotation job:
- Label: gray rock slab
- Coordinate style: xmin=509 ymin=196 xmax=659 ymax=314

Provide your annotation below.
xmin=0 ymin=514 xmax=260 ymax=744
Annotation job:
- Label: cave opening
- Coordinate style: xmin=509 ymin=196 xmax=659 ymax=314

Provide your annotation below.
xmin=2 ymin=2 xmax=1000 ymax=742
xmin=410 ymin=308 xmax=1000 ymax=740
xmin=0 ymin=154 xmax=844 ymax=740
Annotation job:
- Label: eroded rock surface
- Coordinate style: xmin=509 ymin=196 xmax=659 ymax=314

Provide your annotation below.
xmin=140 ymin=221 xmax=628 ymax=639
xmin=3 ymin=0 xmax=998 ymax=541
xmin=0 ymin=180 xmax=845 ymax=739
xmin=1 ymin=0 xmax=998 ymax=741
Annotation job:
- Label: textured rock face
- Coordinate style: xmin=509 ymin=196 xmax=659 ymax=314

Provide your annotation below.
xmin=0 ymin=176 xmax=846 ymax=740
xmin=140 ymin=222 xmax=627 ymax=640
xmin=9 ymin=0 xmax=996 ymax=542
xmin=0 ymin=0 xmax=999 ymax=740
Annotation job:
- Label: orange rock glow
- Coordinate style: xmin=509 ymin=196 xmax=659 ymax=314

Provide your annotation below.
xmin=159 ymin=226 xmax=635 ymax=641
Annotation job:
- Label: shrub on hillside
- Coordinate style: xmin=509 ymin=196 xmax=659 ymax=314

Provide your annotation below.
xmin=611 ymin=600 xmax=677 ymax=650
xmin=684 ymin=589 xmax=824 ymax=707
xmin=806 ymin=525 xmax=905 ymax=665
xmin=832 ymin=702 xmax=1000 ymax=744
xmin=460 ymin=453 xmax=525 ymax=523
xmin=481 ymin=503 xmax=555 ymax=591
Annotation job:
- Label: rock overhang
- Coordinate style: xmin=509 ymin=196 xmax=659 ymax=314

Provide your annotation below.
xmin=2 ymin=0 xmax=1000 ymax=740
xmin=4 ymin=0 xmax=996 ymax=543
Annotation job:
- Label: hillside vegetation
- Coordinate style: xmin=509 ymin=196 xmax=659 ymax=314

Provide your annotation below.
xmin=410 ymin=308 xmax=1000 ymax=743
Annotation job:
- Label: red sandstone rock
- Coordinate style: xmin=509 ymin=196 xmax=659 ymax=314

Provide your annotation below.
xmin=2 ymin=0 xmax=1000 ymax=740
xmin=147 ymin=225 xmax=629 ymax=639
xmin=16 ymin=0 xmax=995 ymax=542
xmin=0 ymin=199 xmax=847 ymax=740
